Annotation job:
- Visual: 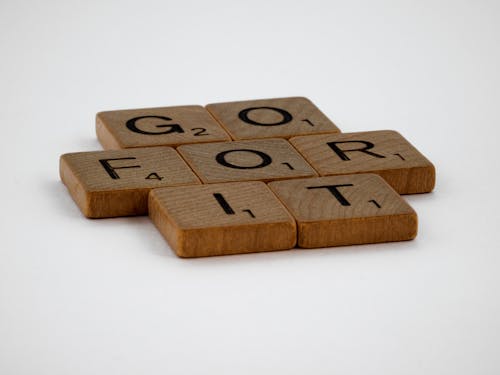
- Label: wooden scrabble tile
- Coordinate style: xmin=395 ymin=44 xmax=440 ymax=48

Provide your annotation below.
xmin=60 ymin=147 xmax=200 ymax=218
xmin=149 ymin=181 xmax=296 ymax=257
xmin=206 ymin=97 xmax=340 ymax=140
xmin=177 ymin=139 xmax=318 ymax=184
xmin=96 ymin=105 xmax=231 ymax=149
xmin=268 ymin=174 xmax=417 ymax=248
xmin=289 ymin=130 xmax=435 ymax=194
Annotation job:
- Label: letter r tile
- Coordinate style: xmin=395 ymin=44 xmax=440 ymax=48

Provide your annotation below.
xmin=149 ymin=182 xmax=297 ymax=257
xmin=268 ymin=174 xmax=418 ymax=248
xmin=290 ymin=130 xmax=435 ymax=194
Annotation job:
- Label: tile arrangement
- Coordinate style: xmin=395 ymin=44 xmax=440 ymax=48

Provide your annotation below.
xmin=60 ymin=97 xmax=435 ymax=257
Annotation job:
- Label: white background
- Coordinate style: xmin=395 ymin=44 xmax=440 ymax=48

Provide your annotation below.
xmin=1 ymin=0 xmax=499 ymax=374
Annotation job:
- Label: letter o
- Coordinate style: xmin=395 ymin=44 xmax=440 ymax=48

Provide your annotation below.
xmin=215 ymin=149 xmax=273 ymax=169
xmin=238 ymin=107 xmax=293 ymax=126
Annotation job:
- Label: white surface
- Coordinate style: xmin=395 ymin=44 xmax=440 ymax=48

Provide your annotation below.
xmin=1 ymin=1 xmax=499 ymax=374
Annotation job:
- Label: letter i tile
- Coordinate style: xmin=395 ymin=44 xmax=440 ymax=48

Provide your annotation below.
xmin=148 ymin=181 xmax=297 ymax=257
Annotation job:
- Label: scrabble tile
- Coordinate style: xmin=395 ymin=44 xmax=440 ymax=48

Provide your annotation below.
xmin=290 ymin=130 xmax=435 ymax=194
xmin=268 ymin=174 xmax=417 ymax=248
xmin=177 ymin=138 xmax=318 ymax=184
xmin=206 ymin=97 xmax=340 ymax=140
xmin=60 ymin=147 xmax=200 ymax=218
xmin=149 ymin=181 xmax=297 ymax=257
xmin=96 ymin=105 xmax=230 ymax=149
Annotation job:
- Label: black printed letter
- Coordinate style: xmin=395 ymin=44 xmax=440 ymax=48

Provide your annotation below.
xmin=213 ymin=193 xmax=235 ymax=215
xmin=307 ymin=184 xmax=354 ymax=206
xmin=126 ymin=115 xmax=184 ymax=135
xmin=238 ymin=107 xmax=293 ymax=126
xmin=327 ymin=141 xmax=385 ymax=161
xmin=215 ymin=149 xmax=272 ymax=169
xmin=99 ymin=157 xmax=141 ymax=179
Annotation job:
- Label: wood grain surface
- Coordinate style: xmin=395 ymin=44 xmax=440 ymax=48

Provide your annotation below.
xmin=96 ymin=105 xmax=230 ymax=149
xmin=60 ymin=147 xmax=200 ymax=218
xmin=206 ymin=97 xmax=340 ymax=140
xmin=289 ymin=130 xmax=435 ymax=194
xmin=268 ymin=174 xmax=418 ymax=248
xmin=149 ymin=181 xmax=297 ymax=257
xmin=177 ymin=138 xmax=317 ymax=183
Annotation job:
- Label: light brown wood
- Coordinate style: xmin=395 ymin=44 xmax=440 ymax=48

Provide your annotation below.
xmin=149 ymin=181 xmax=297 ymax=257
xmin=206 ymin=97 xmax=340 ymax=140
xmin=177 ymin=138 xmax=318 ymax=184
xmin=268 ymin=174 xmax=417 ymax=248
xmin=289 ymin=130 xmax=435 ymax=194
xmin=96 ymin=105 xmax=230 ymax=149
xmin=60 ymin=147 xmax=200 ymax=218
